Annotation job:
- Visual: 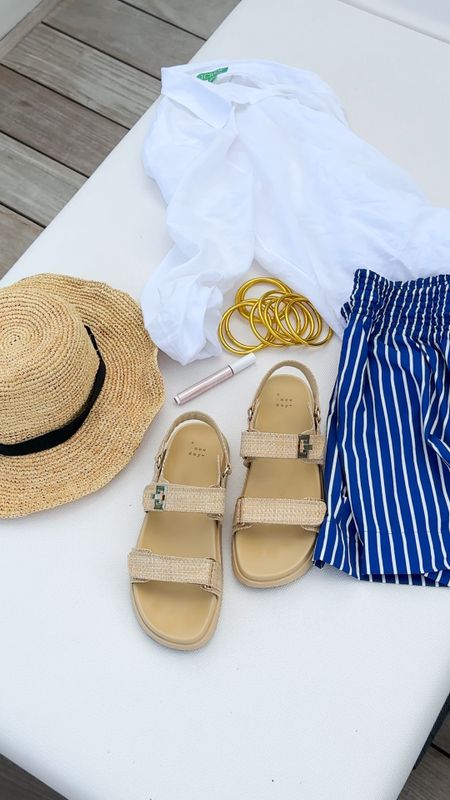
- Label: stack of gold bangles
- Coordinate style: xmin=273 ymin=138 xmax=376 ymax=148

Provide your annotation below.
xmin=218 ymin=277 xmax=333 ymax=355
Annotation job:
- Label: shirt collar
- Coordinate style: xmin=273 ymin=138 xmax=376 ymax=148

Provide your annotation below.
xmin=161 ymin=64 xmax=233 ymax=128
xmin=161 ymin=60 xmax=347 ymax=128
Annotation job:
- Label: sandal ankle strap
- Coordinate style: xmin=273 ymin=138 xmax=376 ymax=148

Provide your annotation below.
xmin=247 ymin=360 xmax=321 ymax=430
xmin=154 ymin=411 xmax=231 ymax=482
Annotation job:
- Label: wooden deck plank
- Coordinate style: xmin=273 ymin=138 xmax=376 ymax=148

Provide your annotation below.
xmin=3 ymin=24 xmax=160 ymax=128
xmin=0 ymin=65 xmax=126 ymax=176
xmin=0 ymin=0 xmax=61 ymax=60
xmin=0 ymin=754 xmax=67 ymax=800
xmin=45 ymin=0 xmax=202 ymax=77
xmin=0 ymin=132 xmax=85 ymax=225
xmin=124 ymin=0 xmax=239 ymax=39
xmin=434 ymin=713 xmax=450 ymax=755
xmin=398 ymin=747 xmax=450 ymax=800
xmin=0 ymin=205 xmax=43 ymax=277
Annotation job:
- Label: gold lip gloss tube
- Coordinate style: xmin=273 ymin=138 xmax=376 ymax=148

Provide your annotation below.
xmin=174 ymin=353 xmax=256 ymax=405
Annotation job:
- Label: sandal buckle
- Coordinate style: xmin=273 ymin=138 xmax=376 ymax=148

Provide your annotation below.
xmin=155 ymin=448 xmax=167 ymax=472
xmin=151 ymin=483 xmax=167 ymax=510
xmin=298 ymin=434 xmax=313 ymax=459
xmin=222 ymin=463 xmax=232 ymax=479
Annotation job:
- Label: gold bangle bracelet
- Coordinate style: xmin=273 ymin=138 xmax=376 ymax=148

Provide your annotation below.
xmin=218 ymin=277 xmax=333 ymax=355
xmin=218 ymin=302 xmax=270 ymax=354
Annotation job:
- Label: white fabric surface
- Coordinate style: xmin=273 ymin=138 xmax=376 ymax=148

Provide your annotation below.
xmin=1 ymin=2 xmax=450 ymax=800
xmin=341 ymin=0 xmax=450 ymax=44
xmin=142 ymin=58 xmax=450 ymax=364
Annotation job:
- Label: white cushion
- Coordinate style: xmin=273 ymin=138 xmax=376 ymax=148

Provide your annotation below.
xmin=1 ymin=1 xmax=449 ymax=799
xmin=342 ymin=0 xmax=450 ymax=43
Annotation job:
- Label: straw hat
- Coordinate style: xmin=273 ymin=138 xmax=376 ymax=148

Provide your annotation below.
xmin=0 ymin=274 xmax=165 ymax=518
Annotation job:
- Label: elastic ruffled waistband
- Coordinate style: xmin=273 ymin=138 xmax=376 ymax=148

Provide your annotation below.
xmin=342 ymin=269 xmax=450 ymax=337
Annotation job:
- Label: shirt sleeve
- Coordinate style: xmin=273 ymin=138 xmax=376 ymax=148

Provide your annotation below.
xmin=141 ymin=104 xmax=254 ymax=364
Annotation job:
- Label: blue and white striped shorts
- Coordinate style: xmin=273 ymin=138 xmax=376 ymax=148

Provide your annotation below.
xmin=314 ymin=269 xmax=450 ymax=586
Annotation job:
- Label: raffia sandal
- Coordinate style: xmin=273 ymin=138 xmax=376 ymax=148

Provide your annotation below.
xmin=232 ymin=360 xmax=326 ymax=588
xmin=128 ymin=412 xmax=230 ymax=650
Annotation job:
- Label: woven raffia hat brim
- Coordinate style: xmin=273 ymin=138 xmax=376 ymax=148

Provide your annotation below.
xmin=0 ymin=273 xmax=165 ymax=518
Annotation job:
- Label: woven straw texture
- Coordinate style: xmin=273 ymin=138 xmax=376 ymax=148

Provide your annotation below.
xmin=240 ymin=430 xmax=324 ymax=463
xmin=143 ymin=482 xmax=226 ymax=517
xmin=0 ymin=273 xmax=164 ymax=518
xmin=234 ymin=496 xmax=326 ymax=530
xmin=128 ymin=548 xmax=222 ymax=595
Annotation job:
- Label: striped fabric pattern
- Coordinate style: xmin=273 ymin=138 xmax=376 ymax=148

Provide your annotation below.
xmin=314 ymin=269 xmax=450 ymax=586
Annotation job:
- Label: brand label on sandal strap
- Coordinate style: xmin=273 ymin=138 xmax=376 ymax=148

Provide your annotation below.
xmin=151 ymin=484 xmax=167 ymax=510
xmin=298 ymin=434 xmax=313 ymax=459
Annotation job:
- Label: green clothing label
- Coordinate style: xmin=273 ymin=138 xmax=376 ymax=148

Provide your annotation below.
xmin=196 ymin=66 xmax=229 ymax=83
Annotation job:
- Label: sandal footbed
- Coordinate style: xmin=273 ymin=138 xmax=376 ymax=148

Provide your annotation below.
xmin=233 ymin=374 xmax=321 ymax=587
xmin=132 ymin=422 xmax=223 ymax=649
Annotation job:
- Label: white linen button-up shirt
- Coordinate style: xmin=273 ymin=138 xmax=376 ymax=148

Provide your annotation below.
xmin=142 ymin=60 xmax=450 ymax=364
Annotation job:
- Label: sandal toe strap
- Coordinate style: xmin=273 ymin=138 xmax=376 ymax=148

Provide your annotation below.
xmin=240 ymin=430 xmax=325 ymax=463
xmin=234 ymin=497 xmax=326 ymax=532
xmin=143 ymin=482 xmax=225 ymax=519
xmin=128 ymin=548 xmax=222 ymax=595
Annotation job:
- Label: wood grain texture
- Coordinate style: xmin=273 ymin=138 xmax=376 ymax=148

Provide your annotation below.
xmin=46 ymin=0 xmax=202 ymax=77
xmin=0 ymin=754 xmax=67 ymax=800
xmin=0 ymin=205 xmax=43 ymax=276
xmin=0 ymin=65 xmax=126 ymax=175
xmin=0 ymin=0 xmax=61 ymax=59
xmin=0 ymin=132 xmax=85 ymax=225
xmin=123 ymin=0 xmax=239 ymax=38
xmin=3 ymin=24 xmax=160 ymax=127
xmin=398 ymin=747 xmax=450 ymax=800
xmin=434 ymin=713 xmax=450 ymax=755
